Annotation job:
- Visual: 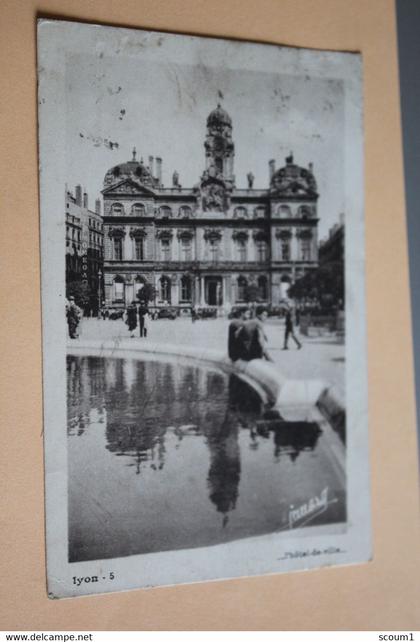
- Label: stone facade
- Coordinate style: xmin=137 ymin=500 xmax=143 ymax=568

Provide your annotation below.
xmin=101 ymin=105 xmax=319 ymax=309
xmin=66 ymin=186 xmax=104 ymax=314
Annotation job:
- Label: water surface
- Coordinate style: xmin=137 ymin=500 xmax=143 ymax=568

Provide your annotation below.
xmin=67 ymin=356 xmax=345 ymax=562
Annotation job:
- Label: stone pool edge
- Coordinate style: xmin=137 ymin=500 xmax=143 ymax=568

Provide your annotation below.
xmin=66 ymin=339 xmax=345 ymax=429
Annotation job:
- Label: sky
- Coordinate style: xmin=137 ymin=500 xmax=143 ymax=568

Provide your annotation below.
xmin=65 ymin=47 xmax=345 ymax=239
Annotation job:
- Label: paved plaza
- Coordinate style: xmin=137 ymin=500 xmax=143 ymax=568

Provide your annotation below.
xmin=76 ymin=316 xmax=345 ymax=397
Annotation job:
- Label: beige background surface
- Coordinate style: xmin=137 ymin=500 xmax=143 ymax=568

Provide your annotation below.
xmin=1 ymin=0 xmax=419 ymax=631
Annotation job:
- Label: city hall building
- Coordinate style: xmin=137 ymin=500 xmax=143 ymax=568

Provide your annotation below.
xmin=101 ymin=105 xmax=319 ymax=310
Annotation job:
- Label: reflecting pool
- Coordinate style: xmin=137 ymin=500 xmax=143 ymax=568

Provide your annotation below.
xmin=67 ymin=356 xmax=345 ymax=562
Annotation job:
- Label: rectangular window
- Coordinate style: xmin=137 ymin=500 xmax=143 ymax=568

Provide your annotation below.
xmin=181 ymin=278 xmax=192 ymax=301
xmin=135 ymin=238 xmax=144 ymax=261
xmin=257 ymin=242 xmax=267 ymax=262
xmin=238 ymin=241 xmax=247 ymax=262
xmin=114 ymin=281 xmax=124 ymax=300
xmin=114 ymin=238 xmax=123 ymax=260
xmin=161 ymin=239 xmax=171 ymax=261
xmin=181 ymin=238 xmax=192 ymax=261
xmin=281 ymin=241 xmax=290 ymax=261
xmin=301 ymin=240 xmax=311 ymax=261
xmin=209 ymin=240 xmax=219 ymax=263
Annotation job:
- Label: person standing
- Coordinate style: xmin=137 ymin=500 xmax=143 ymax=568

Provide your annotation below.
xmin=237 ymin=306 xmax=273 ymax=362
xmin=283 ymin=307 xmax=302 ymax=350
xmin=125 ymin=301 xmax=138 ymax=338
xmin=138 ymin=303 xmax=149 ymax=338
xmin=228 ymin=308 xmax=250 ymax=361
xmin=66 ymin=296 xmax=82 ymax=339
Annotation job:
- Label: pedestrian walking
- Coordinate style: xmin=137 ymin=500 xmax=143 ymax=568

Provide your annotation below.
xmin=237 ymin=306 xmax=273 ymax=362
xmin=283 ymin=307 xmax=302 ymax=350
xmin=66 ymin=296 xmax=82 ymax=339
xmin=228 ymin=308 xmax=250 ymax=361
xmin=138 ymin=304 xmax=149 ymax=337
xmin=125 ymin=301 xmax=138 ymax=338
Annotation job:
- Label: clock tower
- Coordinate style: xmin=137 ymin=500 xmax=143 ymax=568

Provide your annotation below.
xmin=204 ymin=104 xmax=235 ymax=183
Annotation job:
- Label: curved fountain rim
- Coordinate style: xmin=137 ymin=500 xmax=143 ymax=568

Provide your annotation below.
xmin=66 ymin=339 xmax=345 ymax=433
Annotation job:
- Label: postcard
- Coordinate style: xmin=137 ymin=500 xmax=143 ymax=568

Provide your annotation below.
xmin=37 ymin=19 xmax=370 ymax=597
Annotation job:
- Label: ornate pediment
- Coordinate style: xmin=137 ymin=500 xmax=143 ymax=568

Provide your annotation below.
xmin=102 ymin=178 xmax=156 ymax=197
xmin=156 ymin=228 xmax=173 ymax=240
xmin=252 ymin=230 xmax=269 ymax=242
xmin=296 ymin=228 xmax=313 ymax=239
xmin=176 ymin=228 xmax=194 ymax=240
xmin=108 ymin=226 xmax=125 ymax=238
xmin=203 ymin=228 xmax=222 ymax=241
xmin=232 ymin=229 xmax=249 ymax=241
xmin=275 ymin=228 xmax=292 ymax=240
xmin=129 ymin=227 xmax=147 ymax=238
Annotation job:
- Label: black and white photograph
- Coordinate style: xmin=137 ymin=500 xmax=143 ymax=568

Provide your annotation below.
xmin=38 ymin=20 xmax=370 ymax=597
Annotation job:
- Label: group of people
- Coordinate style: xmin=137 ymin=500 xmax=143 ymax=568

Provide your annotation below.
xmin=228 ymin=305 xmax=302 ymax=363
xmin=125 ymin=301 xmax=150 ymax=338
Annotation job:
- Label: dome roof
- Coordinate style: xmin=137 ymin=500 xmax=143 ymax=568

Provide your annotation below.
xmin=271 ymin=154 xmax=317 ymax=196
xmin=207 ymin=104 xmax=232 ymax=127
xmin=103 ymin=150 xmax=156 ymax=188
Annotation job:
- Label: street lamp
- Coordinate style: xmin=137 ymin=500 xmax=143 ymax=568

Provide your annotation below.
xmin=97 ymin=268 xmax=103 ymax=316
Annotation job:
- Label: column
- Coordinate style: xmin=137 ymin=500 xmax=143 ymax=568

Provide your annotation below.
xmin=126 ymin=282 xmax=134 ymax=305
xmin=200 ymin=276 xmax=205 ymax=305
xmin=194 ymin=276 xmax=200 ymax=305
xmin=123 ymin=229 xmax=131 ymax=260
xmin=172 ymin=276 xmax=179 ymax=305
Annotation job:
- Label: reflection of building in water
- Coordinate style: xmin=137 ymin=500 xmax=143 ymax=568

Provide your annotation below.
xmin=102 ymin=359 xmax=227 ymax=474
xmin=104 ymin=359 xmax=169 ymax=474
xmin=204 ymin=376 xmax=263 ymax=524
xmin=67 ymin=356 xmax=106 ymax=435
xmin=256 ymin=420 xmax=322 ymax=462
xmin=205 ymin=410 xmax=241 ymax=525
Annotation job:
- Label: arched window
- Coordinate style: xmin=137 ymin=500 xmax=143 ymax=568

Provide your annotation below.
xmin=258 ymin=276 xmax=268 ymax=300
xmin=237 ymin=276 xmax=247 ymax=301
xmin=111 ymin=202 xmax=124 ymax=215
xmin=159 ymin=205 xmax=172 ymax=219
xmin=180 ymin=275 xmax=192 ymax=302
xmin=135 ymin=275 xmax=146 ymax=299
xmin=113 ymin=276 xmax=125 ymax=302
xmin=234 ymin=206 xmax=248 ymax=219
xmin=277 ymin=205 xmax=291 ymax=218
xmin=179 ymin=205 xmax=192 ymax=218
xmin=160 ymin=276 xmax=171 ymax=302
xmin=131 ymin=203 xmax=146 ymax=216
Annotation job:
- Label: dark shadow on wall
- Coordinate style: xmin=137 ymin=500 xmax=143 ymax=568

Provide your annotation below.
xmin=396 ymin=0 xmax=420 ymax=470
